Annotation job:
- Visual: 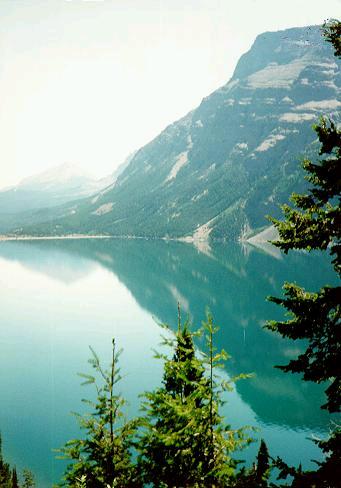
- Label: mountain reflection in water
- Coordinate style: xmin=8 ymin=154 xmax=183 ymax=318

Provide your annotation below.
xmin=0 ymin=238 xmax=337 ymax=485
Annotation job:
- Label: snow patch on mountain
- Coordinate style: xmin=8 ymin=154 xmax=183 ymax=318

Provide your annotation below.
xmin=314 ymin=62 xmax=338 ymax=69
xmin=239 ymin=98 xmax=252 ymax=105
xmin=191 ymin=189 xmax=208 ymax=202
xmin=256 ymin=134 xmax=286 ymax=152
xmin=225 ymin=98 xmax=235 ymax=106
xmin=247 ymin=59 xmax=308 ymax=89
xmin=321 ymin=69 xmax=337 ymax=76
xmin=235 ymin=142 xmax=248 ymax=151
xmin=92 ymin=202 xmax=114 ymax=216
xmin=282 ymin=96 xmax=294 ymax=104
xmin=198 ymin=164 xmax=216 ymax=181
xmin=320 ymin=81 xmax=338 ymax=90
xmin=264 ymin=98 xmax=276 ymax=105
xmin=295 ymin=99 xmax=341 ymax=111
xmin=165 ymin=152 xmax=188 ymax=182
xmin=20 ymin=163 xmax=93 ymax=189
xmin=300 ymin=78 xmax=310 ymax=85
xmin=280 ymin=112 xmax=316 ymax=123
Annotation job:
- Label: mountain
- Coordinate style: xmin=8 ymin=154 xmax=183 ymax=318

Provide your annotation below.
xmin=0 ymin=163 xmax=104 ymax=214
xmin=88 ymin=150 xmax=137 ymax=202
xmin=7 ymin=25 xmax=341 ymax=239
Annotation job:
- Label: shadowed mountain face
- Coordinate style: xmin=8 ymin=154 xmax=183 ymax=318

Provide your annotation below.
xmin=15 ymin=25 xmax=340 ymax=239
xmin=1 ymin=238 xmax=336 ymax=431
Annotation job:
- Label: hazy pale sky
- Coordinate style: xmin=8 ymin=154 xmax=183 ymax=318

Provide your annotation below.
xmin=0 ymin=0 xmax=339 ymax=188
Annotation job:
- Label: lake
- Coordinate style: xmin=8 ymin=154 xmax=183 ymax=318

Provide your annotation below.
xmin=0 ymin=238 xmax=337 ymax=487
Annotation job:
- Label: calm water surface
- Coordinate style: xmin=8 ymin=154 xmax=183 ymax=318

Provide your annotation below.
xmin=0 ymin=238 xmax=338 ymax=486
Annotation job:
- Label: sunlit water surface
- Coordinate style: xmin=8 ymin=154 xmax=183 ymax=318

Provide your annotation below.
xmin=0 ymin=238 xmax=338 ymax=486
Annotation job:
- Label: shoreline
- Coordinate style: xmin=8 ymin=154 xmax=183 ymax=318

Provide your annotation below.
xmin=0 ymin=234 xmax=214 ymax=244
xmin=0 ymin=230 xmax=277 ymax=246
xmin=0 ymin=233 xmax=280 ymax=260
xmin=0 ymin=234 xmax=115 ymax=241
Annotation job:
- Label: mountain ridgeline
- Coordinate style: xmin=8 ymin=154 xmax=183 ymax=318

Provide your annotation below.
xmin=0 ymin=163 xmax=106 ymax=215
xmin=9 ymin=25 xmax=341 ymax=239
xmin=0 ymin=157 xmax=133 ymax=233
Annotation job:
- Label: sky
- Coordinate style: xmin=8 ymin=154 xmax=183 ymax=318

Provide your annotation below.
xmin=0 ymin=0 xmax=340 ymax=189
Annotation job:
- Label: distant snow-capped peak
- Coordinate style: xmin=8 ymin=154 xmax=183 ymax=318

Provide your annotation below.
xmin=19 ymin=162 xmax=94 ymax=189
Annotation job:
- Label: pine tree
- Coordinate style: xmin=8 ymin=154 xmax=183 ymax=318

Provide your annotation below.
xmin=58 ymin=339 xmax=140 ymax=487
xmin=22 ymin=469 xmax=35 ymax=488
xmin=163 ymin=308 xmax=204 ymax=400
xmin=0 ymin=433 xmax=36 ymax=488
xmin=323 ymin=18 xmax=341 ymax=57
xmin=266 ymin=19 xmax=341 ymax=488
xmin=267 ymin=20 xmax=340 ymax=414
xmin=232 ymin=439 xmax=272 ymax=488
xmin=137 ymin=310 xmax=251 ymax=487
xmin=0 ymin=433 xmax=12 ymax=488
xmin=11 ymin=468 xmax=19 ymax=488
xmin=255 ymin=439 xmax=270 ymax=485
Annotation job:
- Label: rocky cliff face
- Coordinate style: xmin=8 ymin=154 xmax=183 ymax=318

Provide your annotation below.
xmin=14 ymin=25 xmax=341 ymax=239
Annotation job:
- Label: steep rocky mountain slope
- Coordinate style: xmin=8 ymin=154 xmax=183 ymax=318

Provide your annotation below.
xmin=10 ymin=25 xmax=341 ymax=239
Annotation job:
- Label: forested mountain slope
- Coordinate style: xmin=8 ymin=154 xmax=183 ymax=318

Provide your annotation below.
xmin=12 ymin=25 xmax=340 ymax=239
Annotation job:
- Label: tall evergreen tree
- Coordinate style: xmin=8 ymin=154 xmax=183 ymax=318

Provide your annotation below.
xmin=58 ymin=339 xmax=139 ymax=487
xmin=266 ymin=19 xmax=341 ymax=488
xmin=0 ymin=433 xmax=11 ymax=488
xmin=232 ymin=439 xmax=272 ymax=488
xmin=323 ymin=18 xmax=341 ymax=57
xmin=137 ymin=311 xmax=251 ymax=487
xmin=11 ymin=468 xmax=19 ymax=488
xmin=267 ymin=19 xmax=340 ymax=414
xmin=21 ymin=470 xmax=35 ymax=488
xmin=255 ymin=439 xmax=270 ymax=486
xmin=163 ymin=309 xmax=204 ymax=400
xmin=0 ymin=433 xmax=36 ymax=488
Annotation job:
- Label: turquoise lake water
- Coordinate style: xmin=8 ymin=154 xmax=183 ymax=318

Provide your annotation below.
xmin=0 ymin=238 xmax=338 ymax=487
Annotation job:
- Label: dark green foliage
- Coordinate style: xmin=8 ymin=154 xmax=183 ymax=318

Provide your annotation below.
xmin=59 ymin=339 xmax=139 ymax=487
xmin=137 ymin=311 xmax=252 ymax=487
xmin=21 ymin=470 xmax=35 ymax=488
xmin=266 ymin=19 xmax=341 ymax=488
xmin=163 ymin=307 xmax=205 ymax=400
xmin=268 ymin=117 xmax=340 ymax=274
xmin=323 ymin=18 xmax=341 ymax=57
xmin=233 ymin=439 xmax=271 ymax=488
xmin=255 ymin=439 xmax=270 ymax=485
xmin=273 ymin=427 xmax=341 ymax=487
xmin=267 ymin=115 xmax=340 ymax=415
xmin=0 ymin=434 xmax=34 ymax=488
xmin=0 ymin=433 xmax=12 ymax=488
xmin=11 ymin=469 xmax=19 ymax=488
xmin=267 ymin=283 xmax=340 ymax=413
